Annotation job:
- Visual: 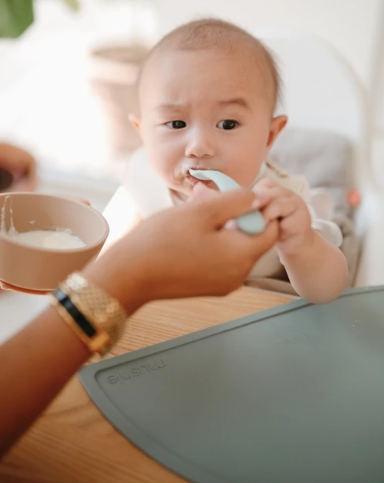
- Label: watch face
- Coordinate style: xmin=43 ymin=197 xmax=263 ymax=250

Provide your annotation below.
xmin=0 ymin=169 xmax=13 ymax=191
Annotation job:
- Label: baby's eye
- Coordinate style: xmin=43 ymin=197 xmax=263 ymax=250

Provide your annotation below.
xmin=166 ymin=120 xmax=187 ymax=129
xmin=217 ymin=120 xmax=238 ymax=130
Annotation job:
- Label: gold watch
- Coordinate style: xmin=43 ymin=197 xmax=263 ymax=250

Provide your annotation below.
xmin=50 ymin=272 xmax=128 ymax=355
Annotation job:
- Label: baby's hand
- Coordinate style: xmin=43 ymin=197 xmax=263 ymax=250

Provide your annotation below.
xmin=255 ymin=177 xmax=314 ymax=255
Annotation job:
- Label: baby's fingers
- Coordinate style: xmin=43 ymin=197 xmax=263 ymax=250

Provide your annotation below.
xmin=261 ymin=195 xmax=297 ymax=222
xmin=254 ymin=177 xmax=279 ymax=191
xmin=253 ymin=185 xmax=289 ymax=210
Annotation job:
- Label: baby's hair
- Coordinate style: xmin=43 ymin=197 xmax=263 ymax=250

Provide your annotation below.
xmin=138 ymin=18 xmax=281 ymax=109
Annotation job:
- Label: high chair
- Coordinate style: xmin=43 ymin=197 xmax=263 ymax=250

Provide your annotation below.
xmin=258 ymin=29 xmax=383 ymax=287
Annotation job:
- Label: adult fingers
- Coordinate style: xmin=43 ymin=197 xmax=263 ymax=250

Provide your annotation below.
xmin=223 ymin=219 xmax=279 ymax=262
xmin=243 ymin=220 xmax=279 ymax=258
xmin=189 ymin=182 xmax=217 ymax=203
xmin=197 ymin=188 xmax=257 ymax=228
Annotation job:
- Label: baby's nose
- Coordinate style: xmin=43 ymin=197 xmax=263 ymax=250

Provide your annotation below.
xmin=185 ymin=130 xmax=215 ymax=158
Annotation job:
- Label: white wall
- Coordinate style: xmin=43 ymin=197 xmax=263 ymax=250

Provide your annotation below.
xmin=154 ymin=0 xmax=383 ymax=97
xmin=0 ymin=0 xmax=157 ymax=180
xmin=372 ymin=2 xmax=384 ymax=133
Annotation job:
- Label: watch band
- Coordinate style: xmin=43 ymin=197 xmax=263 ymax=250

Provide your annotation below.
xmin=50 ymin=272 xmax=128 ymax=355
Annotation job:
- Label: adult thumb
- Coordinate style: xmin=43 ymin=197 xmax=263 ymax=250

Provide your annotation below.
xmin=189 ymin=182 xmax=217 ymax=203
xmin=202 ymin=188 xmax=257 ymax=227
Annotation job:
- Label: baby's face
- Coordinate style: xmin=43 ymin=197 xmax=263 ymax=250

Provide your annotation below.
xmin=135 ymin=50 xmax=286 ymax=195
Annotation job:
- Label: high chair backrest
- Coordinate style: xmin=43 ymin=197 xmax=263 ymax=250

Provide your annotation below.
xmin=256 ymin=30 xmax=372 ymax=237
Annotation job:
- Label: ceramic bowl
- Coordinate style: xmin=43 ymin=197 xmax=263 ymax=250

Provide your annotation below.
xmin=0 ymin=193 xmax=109 ymax=293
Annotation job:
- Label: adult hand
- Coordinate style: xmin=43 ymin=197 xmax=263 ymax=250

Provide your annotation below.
xmin=0 ymin=143 xmax=37 ymax=192
xmin=0 ymin=185 xmax=278 ymax=456
xmin=85 ymin=183 xmax=278 ymax=311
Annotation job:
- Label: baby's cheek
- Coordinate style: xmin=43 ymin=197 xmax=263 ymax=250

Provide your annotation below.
xmin=149 ymin=151 xmax=175 ymax=181
xmin=161 ymin=168 xmax=178 ymax=189
xmin=223 ymin=141 xmax=264 ymax=186
xmin=227 ymin=161 xmax=262 ymax=187
xmin=161 ymin=164 xmax=185 ymax=193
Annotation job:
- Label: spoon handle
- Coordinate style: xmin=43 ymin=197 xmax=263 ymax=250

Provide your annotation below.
xmin=189 ymin=169 xmax=265 ymax=234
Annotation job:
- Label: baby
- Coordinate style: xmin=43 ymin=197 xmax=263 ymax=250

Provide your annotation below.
xmin=104 ymin=18 xmax=348 ymax=303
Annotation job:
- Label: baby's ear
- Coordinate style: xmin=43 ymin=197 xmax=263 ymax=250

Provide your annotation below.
xmin=266 ymin=115 xmax=288 ymax=149
xmin=129 ymin=113 xmax=141 ymax=134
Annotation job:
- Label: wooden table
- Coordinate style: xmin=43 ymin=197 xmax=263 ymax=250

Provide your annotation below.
xmin=0 ymin=287 xmax=292 ymax=483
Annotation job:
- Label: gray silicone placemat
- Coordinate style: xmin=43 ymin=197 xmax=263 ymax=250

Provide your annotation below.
xmin=79 ymin=286 xmax=384 ymax=483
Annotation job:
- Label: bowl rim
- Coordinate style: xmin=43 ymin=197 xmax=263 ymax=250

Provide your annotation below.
xmin=0 ymin=192 xmax=110 ymax=253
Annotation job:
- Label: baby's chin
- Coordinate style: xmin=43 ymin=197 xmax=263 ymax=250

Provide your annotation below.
xmin=167 ymin=183 xmax=191 ymax=201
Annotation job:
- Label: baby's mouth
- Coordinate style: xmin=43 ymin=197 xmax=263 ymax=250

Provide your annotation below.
xmin=185 ymin=168 xmax=215 ymax=187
